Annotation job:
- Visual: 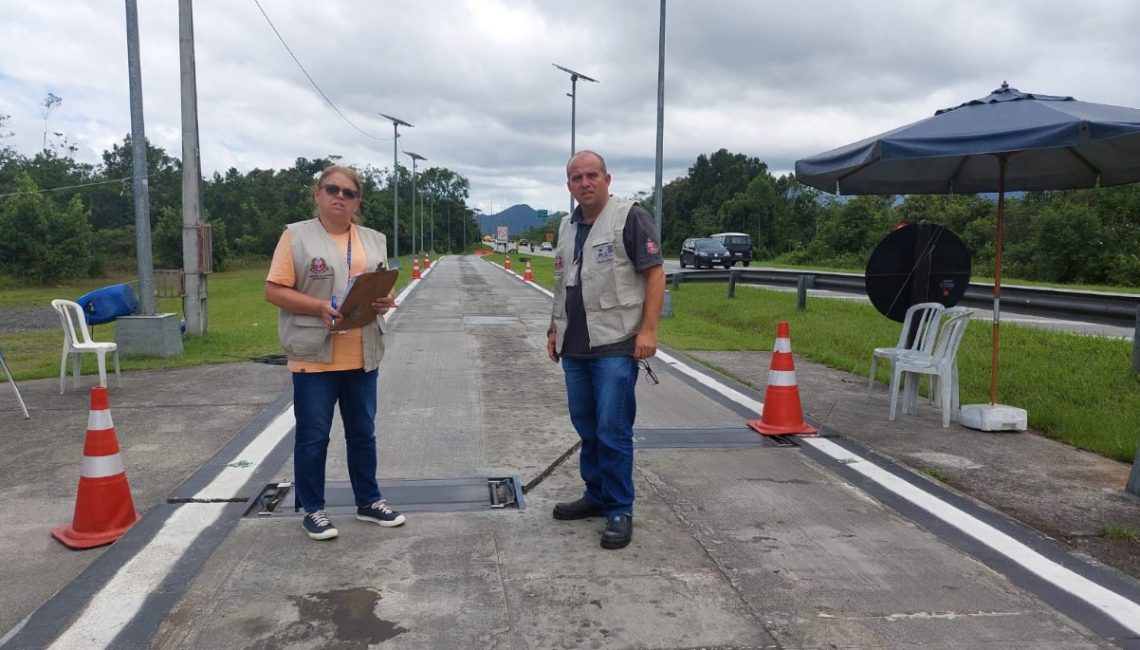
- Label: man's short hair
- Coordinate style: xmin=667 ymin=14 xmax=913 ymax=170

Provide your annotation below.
xmin=566 ymin=150 xmax=607 ymax=176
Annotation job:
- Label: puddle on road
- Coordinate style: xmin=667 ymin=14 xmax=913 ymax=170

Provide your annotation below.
xmin=249 ymin=587 xmax=407 ymax=649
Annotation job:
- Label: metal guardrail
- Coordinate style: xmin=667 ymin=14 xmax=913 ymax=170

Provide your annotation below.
xmin=664 ymin=268 xmax=1140 ymax=327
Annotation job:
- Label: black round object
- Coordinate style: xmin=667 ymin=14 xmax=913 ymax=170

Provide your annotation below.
xmin=865 ymin=221 xmax=971 ymax=323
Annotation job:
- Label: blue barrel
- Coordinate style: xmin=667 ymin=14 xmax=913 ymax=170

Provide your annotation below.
xmin=76 ymin=283 xmax=139 ymax=325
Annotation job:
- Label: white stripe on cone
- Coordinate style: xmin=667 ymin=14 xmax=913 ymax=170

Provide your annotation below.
xmin=88 ymin=409 xmax=113 ymax=431
xmin=81 ymin=454 xmax=125 ymax=478
xmin=767 ymin=369 xmax=798 ymax=386
xmin=773 ymin=338 xmax=791 ymax=353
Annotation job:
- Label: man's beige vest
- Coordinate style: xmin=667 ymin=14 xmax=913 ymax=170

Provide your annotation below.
xmin=551 ymin=198 xmax=646 ymax=351
xmin=278 ymin=219 xmax=388 ymax=370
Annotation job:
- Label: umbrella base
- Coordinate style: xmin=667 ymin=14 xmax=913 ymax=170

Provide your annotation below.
xmin=960 ymin=403 xmax=1027 ymax=433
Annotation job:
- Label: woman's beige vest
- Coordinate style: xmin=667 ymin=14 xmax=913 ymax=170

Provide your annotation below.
xmin=277 ymin=219 xmax=388 ymax=370
xmin=551 ymin=199 xmax=646 ymax=351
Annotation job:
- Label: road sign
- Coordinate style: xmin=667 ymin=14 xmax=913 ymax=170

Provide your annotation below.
xmin=496 ymin=226 xmax=508 ymax=240
xmin=537 ymin=209 xmax=548 ymax=219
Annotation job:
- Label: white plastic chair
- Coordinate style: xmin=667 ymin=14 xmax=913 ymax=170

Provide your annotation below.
xmin=51 ymin=299 xmax=121 ymax=394
xmin=869 ymin=302 xmax=944 ymax=393
xmin=889 ymin=309 xmax=972 ymax=428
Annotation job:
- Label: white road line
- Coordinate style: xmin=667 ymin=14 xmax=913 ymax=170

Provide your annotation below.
xmin=804 ymin=437 xmax=1140 ymax=634
xmin=47 ymin=269 xmax=419 ymax=649
xmin=195 ymin=406 xmax=294 ymax=499
xmin=654 ymin=349 xmax=765 ymax=415
xmin=653 ymin=337 xmax=1140 ymax=634
xmin=519 ymin=260 xmax=1140 ymax=635
xmin=47 ymin=407 xmax=296 ymax=650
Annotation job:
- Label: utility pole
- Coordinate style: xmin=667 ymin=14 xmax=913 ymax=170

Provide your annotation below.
xmin=179 ymin=0 xmax=208 ymax=334
xmin=126 ymin=0 xmax=154 ymax=316
xmin=406 ymin=151 xmax=426 ymax=254
xmin=116 ymin=0 xmax=182 ymax=357
xmin=380 ymin=113 xmax=412 ymax=260
xmin=653 ymin=0 xmax=667 ymax=239
xmin=553 ymin=64 xmax=599 ymax=216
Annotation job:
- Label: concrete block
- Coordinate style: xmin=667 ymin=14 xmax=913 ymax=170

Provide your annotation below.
xmin=115 ymin=313 xmax=183 ymax=358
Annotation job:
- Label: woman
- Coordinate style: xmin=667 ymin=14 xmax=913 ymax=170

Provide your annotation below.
xmin=265 ymin=164 xmax=404 ymax=540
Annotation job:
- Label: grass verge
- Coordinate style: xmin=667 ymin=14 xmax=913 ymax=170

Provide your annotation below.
xmin=479 ymin=252 xmax=1140 ymax=463
xmin=6 ymin=253 xmax=1138 ymax=465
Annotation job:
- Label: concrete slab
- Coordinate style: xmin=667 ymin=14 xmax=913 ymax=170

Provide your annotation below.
xmin=3 ymin=255 xmax=1138 ymax=650
xmin=0 ymin=363 xmax=289 ymax=638
xmin=688 ymin=350 xmax=1140 ymax=575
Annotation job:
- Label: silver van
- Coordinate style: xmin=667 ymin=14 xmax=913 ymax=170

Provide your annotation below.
xmin=710 ymin=232 xmax=754 ymax=267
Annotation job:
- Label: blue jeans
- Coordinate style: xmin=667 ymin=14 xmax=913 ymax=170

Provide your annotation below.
xmin=561 ymin=356 xmax=637 ymax=517
xmin=292 ymin=369 xmax=382 ymax=512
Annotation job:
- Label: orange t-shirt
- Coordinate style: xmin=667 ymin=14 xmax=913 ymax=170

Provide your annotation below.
xmin=267 ymin=226 xmax=369 ymax=373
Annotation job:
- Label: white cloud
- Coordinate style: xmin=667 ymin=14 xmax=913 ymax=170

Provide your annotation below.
xmin=2 ymin=0 xmax=1139 ymax=214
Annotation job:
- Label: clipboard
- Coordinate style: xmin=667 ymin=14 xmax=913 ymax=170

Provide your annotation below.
xmin=334 ymin=269 xmax=399 ymax=330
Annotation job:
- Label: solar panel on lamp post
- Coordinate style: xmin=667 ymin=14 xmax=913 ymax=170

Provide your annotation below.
xmin=379 ymin=113 xmax=412 ymax=261
xmin=406 ymin=151 xmax=426 ymax=255
xmin=553 ymin=64 xmax=598 ymax=216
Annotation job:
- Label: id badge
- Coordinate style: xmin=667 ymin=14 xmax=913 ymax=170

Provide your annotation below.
xmin=565 ymin=257 xmax=581 ymax=288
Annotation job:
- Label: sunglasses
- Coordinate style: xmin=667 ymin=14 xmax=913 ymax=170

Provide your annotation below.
xmin=321 ymin=184 xmax=360 ymax=200
xmin=639 ymin=359 xmax=659 ymax=386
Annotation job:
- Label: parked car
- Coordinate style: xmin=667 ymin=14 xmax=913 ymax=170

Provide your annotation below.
xmin=540 ymin=241 xmax=553 ymax=251
xmin=679 ymin=238 xmax=731 ymax=269
xmin=710 ymin=232 xmax=754 ymax=267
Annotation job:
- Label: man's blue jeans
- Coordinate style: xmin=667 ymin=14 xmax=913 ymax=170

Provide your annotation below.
xmin=292 ymin=369 xmax=382 ymax=512
xmin=561 ymin=355 xmax=637 ymax=517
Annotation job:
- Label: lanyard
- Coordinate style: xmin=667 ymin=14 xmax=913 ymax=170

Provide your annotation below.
xmin=337 ymin=228 xmax=353 ymax=304
xmin=574 ymin=223 xmax=590 ymax=262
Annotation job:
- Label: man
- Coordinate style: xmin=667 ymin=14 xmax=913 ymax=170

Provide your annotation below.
xmin=546 ymin=150 xmax=665 ymax=549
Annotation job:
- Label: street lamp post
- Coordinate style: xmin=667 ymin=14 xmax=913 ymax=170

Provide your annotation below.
xmin=553 ymin=63 xmax=599 ymax=215
xmin=380 ymin=113 xmax=412 ymax=261
xmin=406 ymin=151 xmax=426 ymax=255
xmin=653 ymin=0 xmax=667 ymax=239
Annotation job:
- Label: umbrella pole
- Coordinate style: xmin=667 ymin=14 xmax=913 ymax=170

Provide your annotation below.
xmin=991 ymin=154 xmax=1008 ymax=405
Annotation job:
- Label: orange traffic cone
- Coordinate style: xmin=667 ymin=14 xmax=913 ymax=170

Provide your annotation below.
xmin=505 ymin=254 xmax=512 ymax=271
xmin=423 ymin=251 xmax=431 ymax=269
xmin=523 ymin=259 xmax=533 ymax=282
xmin=412 ymin=256 xmax=422 ymax=280
xmin=747 ymin=322 xmax=819 ymax=436
xmin=52 ymin=387 xmax=140 ymax=549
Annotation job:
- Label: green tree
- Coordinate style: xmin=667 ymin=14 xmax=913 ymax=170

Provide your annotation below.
xmin=807 ymin=195 xmax=895 ymax=266
xmin=1027 ymin=203 xmax=1107 ymax=283
xmin=0 ymin=172 xmax=90 ymax=283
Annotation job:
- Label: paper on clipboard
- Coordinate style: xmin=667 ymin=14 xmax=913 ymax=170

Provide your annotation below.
xmin=335 ymin=269 xmax=399 ymax=330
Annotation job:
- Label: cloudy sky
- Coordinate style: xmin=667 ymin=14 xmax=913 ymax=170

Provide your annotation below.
xmin=3 ymin=1 xmax=1140 ymax=215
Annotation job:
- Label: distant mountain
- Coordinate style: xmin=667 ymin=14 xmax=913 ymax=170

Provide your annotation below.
xmin=476 ymin=204 xmax=563 ymax=238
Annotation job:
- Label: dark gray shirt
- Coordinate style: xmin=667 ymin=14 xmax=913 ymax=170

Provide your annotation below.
xmin=562 ymin=203 xmax=664 ymax=358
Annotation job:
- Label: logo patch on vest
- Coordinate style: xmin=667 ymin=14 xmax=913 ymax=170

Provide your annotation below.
xmin=645 ymin=238 xmax=659 ymax=255
xmin=308 ymin=257 xmax=333 ymax=279
xmin=554 ymin=255 xmax=564 ymax=271
xmin=593 ymin=243 xmax=615 ymax=264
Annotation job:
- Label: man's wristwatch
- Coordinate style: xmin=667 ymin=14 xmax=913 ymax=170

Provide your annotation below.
xmin=547 ymin=327 xmax=556 ymax=336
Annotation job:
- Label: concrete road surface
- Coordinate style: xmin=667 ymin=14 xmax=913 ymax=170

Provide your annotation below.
xmin=2 ymin=254 xmax=1138 ymax=650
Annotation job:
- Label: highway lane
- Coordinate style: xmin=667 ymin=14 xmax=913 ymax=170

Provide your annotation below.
xmin=518 ymin=250 xmax=1133 ymax=339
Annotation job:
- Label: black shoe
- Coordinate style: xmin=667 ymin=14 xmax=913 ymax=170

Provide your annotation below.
xmin=600 ymin=514 xmax=632 ymax=549
xmin=552 ymin=497 xmax=604 ymax=520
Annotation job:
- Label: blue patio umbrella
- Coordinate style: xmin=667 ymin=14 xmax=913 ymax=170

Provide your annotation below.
xmin=795 ymin=82 xmax=1140 ymax=405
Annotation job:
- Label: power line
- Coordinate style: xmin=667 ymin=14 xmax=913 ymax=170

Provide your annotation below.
xmin=0 ymin=177 xmax=130 ymax=199
xmin=252 ymin=0 xmax=391 ymax=142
